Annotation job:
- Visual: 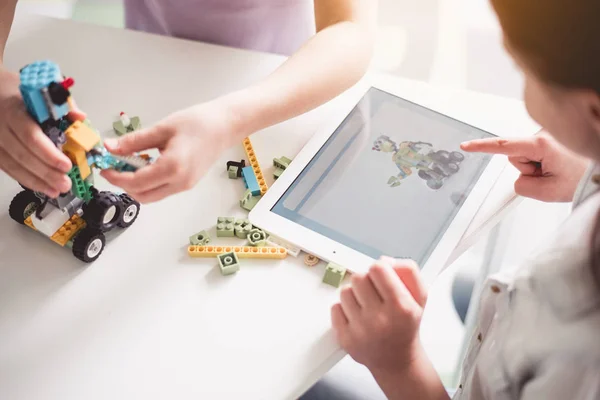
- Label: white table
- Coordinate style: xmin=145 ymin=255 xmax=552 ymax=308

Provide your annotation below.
xmin=0 ymin=14 xmax=538 ymax=400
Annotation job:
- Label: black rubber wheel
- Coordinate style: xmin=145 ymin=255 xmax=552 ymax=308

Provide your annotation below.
xmin=9 ymin=190 xmax=42 ymax=224
xmin=72 ymin=227 xmax=106 ymax=263
xmin=418 ymin=170 xmax=431 ymax=180
xmin=447 ymin=163 xmax=459 ymax=174
xmin=117 ymin=193 xmax=140 ymax=228
xmin=427 ymin=179 xmax=443 ymax=190
xmin=84 ymin=191 xmax=124 ymax=232
xmin=450 ymin=151 xmax=465 ymax=162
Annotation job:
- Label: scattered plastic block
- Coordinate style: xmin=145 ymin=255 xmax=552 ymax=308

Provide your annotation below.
xmin=304 ymin=254 xmax=320 ymax=267
xmin=242 ymin=166 xmax=261 ymax=196
xmin=323 ymin=263 xmax=346 ymax=288
xmin=188 ymin=245 xmax=287 ymax=259
xmin=242 ymin=137 xmax=268 ymax=195
xmin=234 ymin=218 xmax=253 ymax=239
xmin=228 ymin=166 xmax=239 ymax=179
xmin=240 ymin=189 xmax=260 ymax=211
xmin=274 ymin=167 xmax=284 ymax=180
xmin=113 ymin=112 xmax=141 ymax=136
xmin=217 ymin=252 xmax=240 ymax=276
xmin=189 ymin=230 xmax=211 ymax=246
xmin=273 ymin=156 xmax=292 ymax=170
xmin=247 ymin=228 xmax=267 ymax=247
xmin=216 ymin=217 xmax=235 ymax=237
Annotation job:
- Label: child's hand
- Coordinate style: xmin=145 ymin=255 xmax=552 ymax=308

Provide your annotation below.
xmin=331 ymin=257 xmax=428 ymax=375
xmin=101 ymin=102 xmax=235 ymax=203
xmin=0 ymin=68 xmax=72 ymax=197
xmin=461 ymin=131 xmax=589 ymax=202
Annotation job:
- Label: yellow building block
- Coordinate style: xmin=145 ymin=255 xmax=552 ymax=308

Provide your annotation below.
xmin=243 ymin=137 xmax=268 ymax=195
xmin=63 ymin=141 xmax=91 ymax=180
xmin=50 ymin=214 xmax=86 ymax=246
xmin=188 ymin=245 xmax=287 ymax=259
xmin=24 ymin=216 xmax=37 ymax=231
xmin=65 ymin=120 xmax=100 ymax=151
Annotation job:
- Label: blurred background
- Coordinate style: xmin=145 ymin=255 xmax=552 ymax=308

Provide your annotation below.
xmin=16 ymin=0 xmax=571 ymax=387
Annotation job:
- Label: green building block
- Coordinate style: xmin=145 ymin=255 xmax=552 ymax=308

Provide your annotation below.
xmin=274 ymin=167 xmax=284 ymax=180
xmin=113 ymin=116 xmax=141 ymax=136
xmin=228 ymin=165 xmax=239 ymax=179
xmin=273 ymin=156 xmax=292 ymax=170
xmin=240 ymin=189 xmax=260 ymax=211
xmin=234 ymin=219 xmax=253 ymax=239
xmin=68 ymin=166 xmax=93 ymax=202
xmin=323 ymin=263 xmax=346 ymax=288
xmin=189 ymin=230 xmax=211 ymax=245
xmin=216 ymin=216 xmax=235 ymax=237
xmin=217 ymin=252 xmax=240 ymax=276
xmin=247 ymin=228 xmax=267 ymax=247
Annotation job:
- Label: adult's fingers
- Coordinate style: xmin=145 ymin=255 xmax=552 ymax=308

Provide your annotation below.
xmin=1 ymin=128 xmax=71 ymax=192
xmin=104 ymin=125 xmax=165 ymax=155
xmin=350 ymin=273 xmax=383 ymax=308
xmin=9 ymin=112 xmax=72 ymax=173
xmin=340 ymin=286 xmax=361 ymax=322
xmin=461 ymin=137 xmax=542 ymax=160
xmin=0 ymin=147 xmax=60 ymax=197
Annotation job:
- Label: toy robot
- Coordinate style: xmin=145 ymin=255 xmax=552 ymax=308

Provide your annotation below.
xmin=8 ymin=60 xmax=151 ymax=262
xmin=372 ymin=135 xmax=464 ymax=190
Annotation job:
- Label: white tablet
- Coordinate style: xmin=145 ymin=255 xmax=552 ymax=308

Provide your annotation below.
xmin=250 ymin=81 xmax=506 ymax=284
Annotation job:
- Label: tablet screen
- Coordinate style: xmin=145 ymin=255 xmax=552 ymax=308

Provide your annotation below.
xmin=271 ymin=88 xmax=495 ymax=264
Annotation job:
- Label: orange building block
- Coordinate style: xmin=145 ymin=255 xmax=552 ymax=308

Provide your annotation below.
xmin=65 ymin=120 xmax=100 ymax=151
xmin=24 ymin=216 xmax=37 ymax=231
xmin=242 ymin=137 xmax=268 ymax=195
xmin=63 ymin=141 xmax=91 ymax=180
xmin=50 ymin=214 xmax=86 ymax=246
xmin=188 ymin=245 xmax=287 ymax=259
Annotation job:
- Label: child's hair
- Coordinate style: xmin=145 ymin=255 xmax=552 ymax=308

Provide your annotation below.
xmin=491 ymin=0 xmax=600 ymax=93
xmin=491 ymin=0 xmax=600 ymax=287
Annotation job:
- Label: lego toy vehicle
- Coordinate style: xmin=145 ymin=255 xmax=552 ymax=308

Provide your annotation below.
xmin=373 ymin=135 xmax=464 ymax=189
xmin=8 ymin=60 xmax=151 ymax=262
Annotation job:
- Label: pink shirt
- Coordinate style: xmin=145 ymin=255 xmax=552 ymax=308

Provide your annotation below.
xmin=124 ymin=0 xmax=316 ymax=55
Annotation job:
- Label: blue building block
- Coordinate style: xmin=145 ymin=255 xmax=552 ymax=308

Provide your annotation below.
xmin=242 ymin=166 xmax=260 ymax=196
xmin=19 ymin=60 xmax=69 ymax=125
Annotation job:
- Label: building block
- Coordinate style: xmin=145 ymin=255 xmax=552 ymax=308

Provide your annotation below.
xmin=273 ymin=156 xmax=293 ymax=170
xmin=274 ymin=167 xmax=284 ymax=180
xmin=242 ymin=137 xmax=268 ymax=195
xmin=65 ymin=120 xmax=101 ymax=151
xmin=68 ymin=166 xmax=93 ymax=202
xmin=228 ymin=166 xmax=239 ymax=179
xmin=323 ymin=263 xmax=346 ymax=288
xmin=63 ymin=139 xmax=92 ymax=180
xmin=188 ymin=245 xmax=287 ymax=259
xmin=226 ymin=160 xmax=246 ymax=177
xmin=247 ymin=228 xmax=267 ymax=247
xmin=217 ymin=252 xmax=240 ymax=276
xmin=216 ymin=216 xmax=235 ymax=237
xmin=240 ymin=189 xmax=260 ymax=211
xmin=19 ymin=61 xmax=70 ymax=124
xmin=242 ymin=166 xmax=261 ymax=196
xmin=234 ymin=219 xmax=253 ymax=239
xmin=30 ymin=204 xmax=71 ymax=237
xmin=304 ymin=254 xmax=320 ymax=267
xmin=266 ymin=235 xmax=301 ymax=257
xmin=189 ymin=230 xmax=211 ymax=246
xmin=50 ymin=214 xmax=86 ymax=246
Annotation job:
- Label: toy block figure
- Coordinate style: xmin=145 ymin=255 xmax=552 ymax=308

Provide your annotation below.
xmin=216 ymin=216 xmax=236 ymax=237
xmin=217 ymin=252 xmax=240 ymax=275
xmin=234 ymin=219 xmax=253 ymax=239
xmin=323 ymin=263 xmax=346 ymax=288
xmin=189 ymin=230 xmax=211 ymax=246
xmin=226 ymin=160 xmax=246 ymax=178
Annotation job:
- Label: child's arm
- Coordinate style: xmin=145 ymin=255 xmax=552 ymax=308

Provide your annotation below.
xmin=102 ymin=0 xmax=377 ymax=203
xmin=331 ymin=257 xmax=449 ymax=400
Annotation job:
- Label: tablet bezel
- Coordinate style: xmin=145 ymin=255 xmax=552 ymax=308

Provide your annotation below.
xmin=250 ymin=76 xmax=506 ymax=285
